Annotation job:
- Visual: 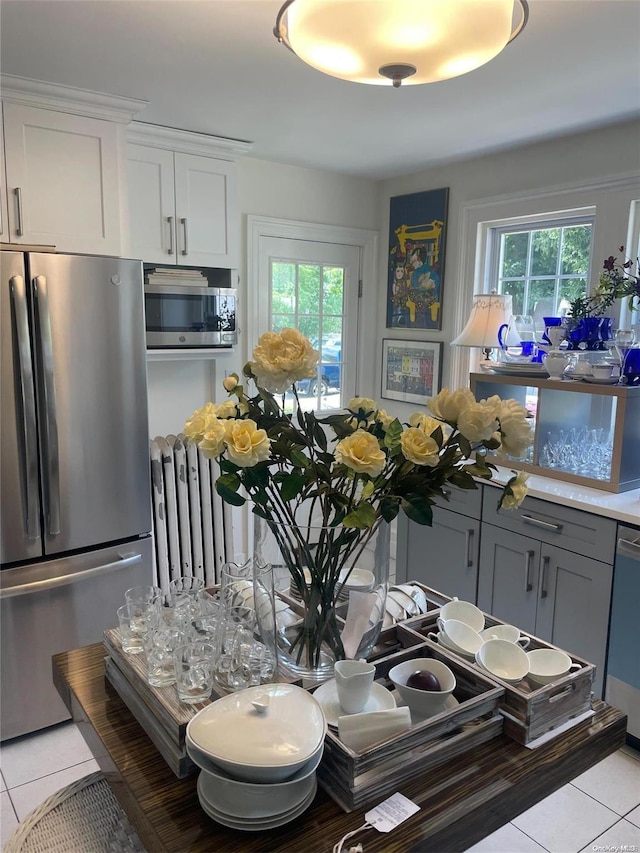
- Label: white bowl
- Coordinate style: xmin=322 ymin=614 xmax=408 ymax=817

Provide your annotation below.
xmin=475 ymin=639 xmax=529 ymax=684
xmin=526 ymin=648 xmax=580 ymax=685
xmin=186 ymin=684 xmax=327 ymax=782
xmin=389 ymin=659 xmax=456 ymax=717
xmin=194 ymin=750 xmax=320 ymax=819
xmin=437 ymin=618 xmax=484 ymax=656
xmin=440 ymin=598 xmax=485 ymax=632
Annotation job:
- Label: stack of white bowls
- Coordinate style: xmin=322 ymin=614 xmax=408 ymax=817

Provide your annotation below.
xmin=186 ymin=684 xmax=326 ymax=830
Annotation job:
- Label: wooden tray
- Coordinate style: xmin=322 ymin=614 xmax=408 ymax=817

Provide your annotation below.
xmin=405 ymin=612 xmax=595 ymax=744
xmin=314 ymin=627 xmax=505 ymax=812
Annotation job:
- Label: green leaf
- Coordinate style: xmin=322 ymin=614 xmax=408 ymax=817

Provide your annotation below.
xmin=361 ymin=481 xmax=374 ymax=500
xmin=343 ymin=501 xmax=377 ymax=529
xmin=380 ymin=497 xmax=400 ymax=523
xmin=290 ymin=449 xmax=310 ymax=468
xmin=384 ymin=418 xmax=403 ymax=448
xmin=401 ymin=494 xmax=434 ymax=526
xmin=279 ymin=473 xmax=305 ymax=501
xmin=215 ymin=480 xmax=246 ymax=506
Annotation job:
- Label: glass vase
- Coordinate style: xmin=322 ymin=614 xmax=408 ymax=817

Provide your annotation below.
xmin=253 ymin=515 xmax=390 ymax=683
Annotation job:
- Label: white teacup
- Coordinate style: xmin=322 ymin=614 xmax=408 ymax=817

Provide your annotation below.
xmin=479 ymin=624 xmax=530 ymax=649
xmin=437 ymin=618 xmax=483 ymax=657
xmin=439 ymin=598 xmax=485 ymax=632
xmin=475 ymin=639 xmax=529 ymax=684
xmin=591 ymin=363 xmax=613 ymax=379
xmin=334 ymin=659 xmax=375 ymax=714
xmin=526 ymin=649 xmax=581 ymax=686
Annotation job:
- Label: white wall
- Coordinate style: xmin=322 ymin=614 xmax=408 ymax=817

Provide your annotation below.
xmin=375 ymin=118 xmax=640 ymax=423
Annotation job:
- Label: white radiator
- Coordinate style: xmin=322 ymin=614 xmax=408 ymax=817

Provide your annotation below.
xmin=150 ymin=434 xmax=232 ymax=593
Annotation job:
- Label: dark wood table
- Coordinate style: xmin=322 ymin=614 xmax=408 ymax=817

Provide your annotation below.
xmin=53 ymin=643 xmax=626 ymax=853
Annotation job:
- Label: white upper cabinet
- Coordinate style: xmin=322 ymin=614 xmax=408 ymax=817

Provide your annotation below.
xmin=0 ymin=76 xmax=147 ymax=255
xmin=126 ymin=124 xmax=251 ymax=269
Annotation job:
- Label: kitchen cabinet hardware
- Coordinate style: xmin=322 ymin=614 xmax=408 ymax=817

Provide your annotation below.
xmin=14 ymin=186 xmax=23 ymax=236
xmin=180 ymin=217 xmax=189 ymax=255
xmin=521 ymin=514 xmax=563 ymax=532
xmin=524 ymin=549 xmax=534 ymax=592
xmin=538 ymin=554 xmax=549 ymax=599
xmin=167 ymin=216 xmax=174 ymax=254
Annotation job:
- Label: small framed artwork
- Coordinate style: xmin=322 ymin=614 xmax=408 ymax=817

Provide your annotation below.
xmin=381 ymin=339 xmax=443 ymax=404
xmin=386 ymin=187 xmax=449 ymax=331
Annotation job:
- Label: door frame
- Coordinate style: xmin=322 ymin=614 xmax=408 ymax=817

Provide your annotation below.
xmin=247 ymin=216 xmax=379 ymax=399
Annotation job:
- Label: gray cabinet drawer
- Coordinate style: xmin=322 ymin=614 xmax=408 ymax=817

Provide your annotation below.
xmin=433 ymin=484 xmax=483 ymax=519
xmin=482 ymin=489 xmax=617 ymax=564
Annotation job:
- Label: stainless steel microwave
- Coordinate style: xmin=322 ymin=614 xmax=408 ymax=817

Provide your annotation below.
xmin=144 ymin=284 xmax=238 ymax=348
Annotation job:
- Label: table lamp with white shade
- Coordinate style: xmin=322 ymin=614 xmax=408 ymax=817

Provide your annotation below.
xmin=451 ymin=292 xmax=513 ymax=361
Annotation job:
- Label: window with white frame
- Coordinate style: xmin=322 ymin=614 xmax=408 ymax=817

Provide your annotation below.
xmin=487 ymin=215 xmax=594 ymax=323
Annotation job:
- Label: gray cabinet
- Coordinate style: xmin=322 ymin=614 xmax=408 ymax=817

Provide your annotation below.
xmin=396 ymin=486 xmax=482 ymax=601
xmin=478 ymin=495 xmax=616 ymax=697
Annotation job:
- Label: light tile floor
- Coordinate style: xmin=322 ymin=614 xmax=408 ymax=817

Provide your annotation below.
xmin=0 ymin=721 xmax=639 ymax=852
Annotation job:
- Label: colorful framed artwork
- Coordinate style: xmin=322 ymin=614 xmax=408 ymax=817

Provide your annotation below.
xmin=381 ymin=339 xmax=443 ymax=404
xmin=386 ymin=187 xmax=449 ymax=330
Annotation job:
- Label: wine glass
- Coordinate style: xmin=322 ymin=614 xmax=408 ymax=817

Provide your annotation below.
xmin=613 ymin=329 xmax=636 ymax=384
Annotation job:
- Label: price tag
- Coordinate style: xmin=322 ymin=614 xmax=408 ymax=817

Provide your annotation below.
xmin=365 ymin=792 xmax=420 ymax=833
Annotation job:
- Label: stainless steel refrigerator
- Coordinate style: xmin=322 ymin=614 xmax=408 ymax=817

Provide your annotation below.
xmin=1 ymin=250 xmax=153 ymax=741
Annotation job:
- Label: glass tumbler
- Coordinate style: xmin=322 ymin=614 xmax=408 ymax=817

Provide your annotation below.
xmin=174 ymin=641 xmax=215 ymax=704
xmin=144 ymin=625 xmax=183 ymax=687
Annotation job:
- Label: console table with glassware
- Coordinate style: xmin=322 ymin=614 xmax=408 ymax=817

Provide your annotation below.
xmin=470 ymin=372 xmax=640 ymax=493
xmin=52 ymin=643 xmax=625 ymax=853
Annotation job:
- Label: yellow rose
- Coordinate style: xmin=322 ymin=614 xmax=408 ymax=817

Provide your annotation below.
xmin=213 ymin=400 xmax=239 ymax=419
xmin=250 ymin=328 xmax=319 ymax=394
xmin=184 ymin=402 xmax=219 ymax=442
xmin=348 ymin=397 xmax=377 ymax=416
xmin=500 ymin=472 xmax=529 ymax=509
xmin=400 ymin=428 xmax=440 ymax=467
xmin=335 ymin=430 xmax=386 ymax=477
xmin=375 ymin=409 xmax=395 ymax=429
xmin=224 ymin=419 xmax=271 ymax=468
xmin=497 ymin=414 xmax=532 ymax=457
xmin=428 ymin=388 xmax=476 ymax=424
xmin=222 ymin=374 xmax=238 ymax=392
xmin=408 ymin=413 xmax=442 ymax=436
xmin=457 ymin=403 xmax=499 ymax=443
xmin=198 ymin=419 xmax=228 ymax=458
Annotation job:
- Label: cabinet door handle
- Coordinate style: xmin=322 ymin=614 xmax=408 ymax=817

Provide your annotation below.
xmin=521 ymin=514 xmax=563 ymax=533
xmin=180 ymin=217 xmax=189 ymax=256
xmin=465 ymin=528 xmax=474 ymax=568
xmin=15 ymin=187 xmax=24 ymax=237
xmin=524 ymin=549 xmax=534 ymax=592
xmin=538 ymin=555 xmax=549 ymax=599
xmin=167 ymin=216 xmax=174 ymax=255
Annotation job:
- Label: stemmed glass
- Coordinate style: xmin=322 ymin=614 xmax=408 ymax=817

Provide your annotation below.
xmin=613 ymin=329 xmax=636 ymax=384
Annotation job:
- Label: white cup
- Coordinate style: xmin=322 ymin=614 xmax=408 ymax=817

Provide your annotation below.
xmin=591 ymin=363 xmax=613 ymax=379
xmin=439 ymin=598 xmax=484 ymax=632
xmin=436 ymin=618 xmax=483 ymax=657
xmin=479 ymin=624 xmax=530 ymax=649
xmin=475 ymin=639 xmax=529 ymax=684
xmin=334 ymin=659 xmax=375 ymax=714
xmin=526 ymin=648 xmax=581 ymax=685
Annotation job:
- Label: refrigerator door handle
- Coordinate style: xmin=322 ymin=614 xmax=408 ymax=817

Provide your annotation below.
xmin=33 ymin=275 xmax=61 ymax=536
xmin=0 ymin=552 xmax=143 ymax=599
xmin=10 ymin=275 xmax=40 ymax=540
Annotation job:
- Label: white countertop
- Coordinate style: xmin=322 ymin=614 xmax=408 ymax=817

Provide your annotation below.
xmin=484 ymin=467 xmax=640 ymax=527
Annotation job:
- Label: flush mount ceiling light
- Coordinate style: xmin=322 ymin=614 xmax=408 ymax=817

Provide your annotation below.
xmin=274 ymin=0 xmax=529 ymax=87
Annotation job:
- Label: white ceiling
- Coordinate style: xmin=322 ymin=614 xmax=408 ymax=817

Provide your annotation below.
xmin=1 ymin=0 xmax=639 ymax=180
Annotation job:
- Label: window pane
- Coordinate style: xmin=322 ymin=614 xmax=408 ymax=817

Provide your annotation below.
xmin=323 ymin=267 xmax=344 ymax=315
xmin=298 ymin=265 xmax=320 ymax=314
xmin=529 ymin=280 xmax=556 ymax=316
xmin=531 ymin=229 xmax=560 ymax=276
xmin=272 ymin=262 xmax=296 ymax=301
xmin=558 ymin=277 xmax=588 ymax=313
xmin=561 ymin=226 xmax=591 ymax=275
xmin=502 ymin=281 xmax=525 ymax=314
xmin=272 ymin=313 xmax=295 ymax=331
xmin=502 ymin=232 xmax=529 ymax=278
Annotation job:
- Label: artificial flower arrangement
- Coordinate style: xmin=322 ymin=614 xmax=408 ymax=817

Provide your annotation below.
xmin=569 ymin=246 xmax=640 ymax=319
xmin=184 ymin=328 xmax=530 ymax=670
